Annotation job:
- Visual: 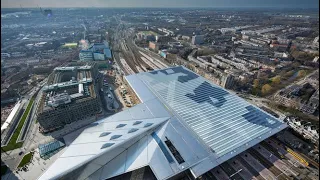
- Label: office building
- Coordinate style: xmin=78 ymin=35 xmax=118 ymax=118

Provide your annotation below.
xmin=79 ymin=41 xmax=112 ymax=61
xmin=36 ymin=63 xmax=101 ymax=131
xmin=221 ymin=74 xmax=235 ymax=89
xmin=149 ymin=41 xmax=159 ymax=51
xmin=39 ymin=66 xmax=287 ymax=180
xmin=79 ymin=50 xmax=94 ymax=61
xmin=192 ymin=35 xmax=204 ymax=45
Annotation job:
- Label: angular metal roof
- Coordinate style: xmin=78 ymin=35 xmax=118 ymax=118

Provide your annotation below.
xmin=39 ymin=66 xmax=287 ymax=180
xmin=134 ymin=66 xmax=285 ymax=158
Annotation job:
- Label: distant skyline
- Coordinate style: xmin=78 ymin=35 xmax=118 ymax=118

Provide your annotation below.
xmin=1 ymin=0 xmax=319 ymax=9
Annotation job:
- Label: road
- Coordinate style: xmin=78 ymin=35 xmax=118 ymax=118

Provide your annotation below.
xmin=273 ymin=69 xmax=319 ymax=98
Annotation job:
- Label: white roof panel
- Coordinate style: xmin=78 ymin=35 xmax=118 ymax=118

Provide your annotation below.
xmin=38 ymin=155 xmax=94 ymax=180
xmin=135 ymin=66 xmax=287 ymax=158
xmin=125 ymin=75 xmax=156 ymax=103
xmin=143 ymin=98 xmax=172 ymax=118
xmin=125 ymin=136 xmax=149 ymax=172
xmin=39 ymin=66 xmax=287 ymax=180
xmin=99 ymin=150 xmax=127 ymax=179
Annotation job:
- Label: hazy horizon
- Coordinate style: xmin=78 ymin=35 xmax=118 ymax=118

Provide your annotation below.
xmin=1 ymin=0 xmax=319 ymax=9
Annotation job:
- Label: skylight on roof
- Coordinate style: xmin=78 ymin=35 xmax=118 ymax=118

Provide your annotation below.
xmin=144 ymin=123 xmax=153 ymax=128
xmin=110 ymin=135 xmax=122 ymax=140
xmin=133 ymin=121 xmax=142 ymax=125
xmin=99 ymin=132 xmax=111 ymax=137
xmin=101 ymin=143 xmax=114 ymax=149
xmin=128 ymin=128 xmax=139 ymax=133
xmin=116 ymin=124 xmax=126 ymax=128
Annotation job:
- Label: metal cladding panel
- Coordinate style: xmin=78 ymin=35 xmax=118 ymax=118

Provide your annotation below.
xmin=128 ymin=103 xmax=155 ymax=120
xmin=190 ymin=156 xmax=218 ymax=178
xmin=38 ymin=155 xmax=95 ymax=180
xmin=103 ymin=108 xmax=133 ymax=122
xmin=169 ymin=117 xmax=210 ymax=160
xmin=38 ymin=109 xmax=169 ymax=180
xmin=76 ymin=162 xmax=102 ymax=180
xmin=61 ymin=141 xmax=117 ymax=157
xmin=72 ymin=129 xmax=141 ymax=145
xmin=125 ymin=136 xmax=149 ymax=172
xmin=88 ymin=136 xmax=149 ymax=180
xmin=99 ymin=149 xmax=127 ymax=179
xmin=148 ymin=136 xmax=175 ymax=180
xmin=135 ymin=66 xmax=287 ymax=158
xmin=125 ymin=75 xmax=157 ymax=103
xmin=86 ymin=168 xmax=102 ymax=180
xmin=143 ymin=98 xmax=172 ymax=118
xmin=164 ymin=123 xmax=195 ymax=166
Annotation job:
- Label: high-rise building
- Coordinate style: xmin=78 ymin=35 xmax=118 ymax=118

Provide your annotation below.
xmin=191 ymin=35 xmax=204 ymax=45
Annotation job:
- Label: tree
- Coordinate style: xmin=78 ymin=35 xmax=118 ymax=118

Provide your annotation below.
xmin=297 ymin=70 xmax=307 ymax=78
xmin=261 ymin=84 xmax=272 ymax=95
xmin=253 ymin=79 xmax=259 ymax=88
xmin=284 ymin=70 xmax=295 ymax=78
xmin=270 ymin=76 xmax=281 ymax=85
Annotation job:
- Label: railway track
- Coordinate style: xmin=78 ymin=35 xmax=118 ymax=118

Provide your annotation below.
xmin=139 ymin=50 xmax=168 ymax=69
xmin=236 ymin=156 xmax=265 ymax=180
xmin=120 ymin=57 xmax=135 ymax=75
xmin=248 ymin=148 xmax=291 ymax=180
xmin=219 ymin=162 xmax=244 ymax=180
xmin=127 ymin=41 xmax=153 ymax=71
xmin=113 ymin=52 xmax=128 ymax=76
xmin=261 ymin=141 xmax=305 ymax=177
xmin=120 ymin=40 xmax=149 ymax=74
xmin=271 ymin=138 xmax=318 ymax=169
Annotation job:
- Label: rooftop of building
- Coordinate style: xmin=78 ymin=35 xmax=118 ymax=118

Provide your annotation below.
xmin=38 ymin=64 xmax=97 ymax=113
xmin=38 ymin=66 xmax=287 ymax=180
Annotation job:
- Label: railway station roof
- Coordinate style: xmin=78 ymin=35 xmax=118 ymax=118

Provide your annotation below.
xmin=39 ymin=66 xmax=287 ymax=180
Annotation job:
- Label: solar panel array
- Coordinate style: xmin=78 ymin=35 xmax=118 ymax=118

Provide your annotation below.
xmin=137 ymin=66 xmax=284 ymax=157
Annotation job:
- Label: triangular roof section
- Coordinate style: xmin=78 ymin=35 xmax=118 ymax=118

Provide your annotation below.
xmin=38 ymin=103 xmax=170 ymax=180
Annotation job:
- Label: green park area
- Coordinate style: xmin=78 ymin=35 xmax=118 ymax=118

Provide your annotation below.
xmin=251 ymin=69 xmax=312 ymax=97
xmin=140 ymin=31 xmax=158 ymax=36
xmin=1 ymin=97 xmax=35 ymax=152
xmin=18 ymin=152 xmax=34 ymax=168
xmin=61 ymin=42 xmax=78 ymax=48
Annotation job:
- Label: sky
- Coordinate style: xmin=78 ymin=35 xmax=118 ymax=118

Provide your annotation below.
xmin=1 ymin=0 xmax=319 ymax=8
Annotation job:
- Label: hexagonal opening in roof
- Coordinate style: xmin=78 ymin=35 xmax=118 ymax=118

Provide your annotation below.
xmin=99 ymin=132 xmax=111 ymax=137
xmin=101 ymin=143 xmax=114 ymax=149
xmin=128 ymin=128 xmax=139 ymax=133
xmin=133 ymin=121 xmax=142 ymax=125
xmin=116 ymin=124 xmax=126 ymax=128
xmin=110 ymin=135 xmax=122 ymax=140
xmin=144 ymin=123 xmax=153 ymax=128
